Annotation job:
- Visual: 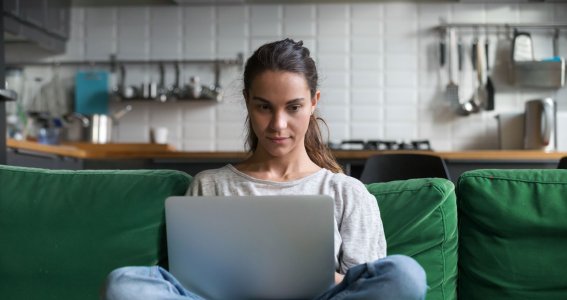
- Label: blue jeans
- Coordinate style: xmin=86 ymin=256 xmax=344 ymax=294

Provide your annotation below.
xmin=102 ymin=255 xmax=426 ymax=300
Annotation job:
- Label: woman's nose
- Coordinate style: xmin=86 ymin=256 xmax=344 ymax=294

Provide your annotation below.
xmin=270 ymin=111 xmax=287 ymax=130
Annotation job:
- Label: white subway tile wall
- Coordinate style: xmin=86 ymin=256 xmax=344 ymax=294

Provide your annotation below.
xmin=8 ymin=2 xmax=567 ymax=151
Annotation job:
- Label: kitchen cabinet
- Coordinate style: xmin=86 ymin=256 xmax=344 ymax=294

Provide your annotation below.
xmin=19 ymin=0 xmax=47 ymax=28
xmin=45 ymin=0 xmax=71 ymax=39
xmin=3 ymin=0 xmax=70 ymax=53
xmin=4 ymin=0 xmax=18 ymax=15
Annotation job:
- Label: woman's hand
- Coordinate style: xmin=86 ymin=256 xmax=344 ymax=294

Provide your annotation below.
xmin=335 ymin=272 xmax=345 ymax=284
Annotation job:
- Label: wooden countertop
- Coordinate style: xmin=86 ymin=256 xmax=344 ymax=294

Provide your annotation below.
xmin=7 ymin=139 xmax=180 ymax=159
xmin=7 ymin=139 xmax=567 ymax=161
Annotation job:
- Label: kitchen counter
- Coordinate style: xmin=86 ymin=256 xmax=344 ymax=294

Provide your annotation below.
xmin=7 ymin=139 xmax=565 ymax=182
xmin=7 ymin=139 xmax=180 ymax=159
xmin=6 ymin=139 xmax=567 ymax=161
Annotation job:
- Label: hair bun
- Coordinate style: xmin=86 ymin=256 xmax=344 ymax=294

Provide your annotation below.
xmin=283 ymin=38 xmax=303 ymax=49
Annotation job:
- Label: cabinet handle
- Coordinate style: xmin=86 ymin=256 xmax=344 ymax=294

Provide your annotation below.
xmin=0 ymin=89 xmax=17 ymax=102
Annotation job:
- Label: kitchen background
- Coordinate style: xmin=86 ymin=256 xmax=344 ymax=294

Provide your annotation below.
xmin=5 ymin=1 xmax=567 ymax=151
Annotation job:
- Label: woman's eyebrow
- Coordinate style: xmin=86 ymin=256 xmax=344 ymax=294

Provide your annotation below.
xmin=251 ymin=97 xmax=270 ymax=103
xmin=252 ymin=96 xmax=305 ymax=104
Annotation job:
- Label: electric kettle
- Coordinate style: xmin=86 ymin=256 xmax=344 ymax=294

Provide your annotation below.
xmin=524 ymin=98 xmax=557 ymax=151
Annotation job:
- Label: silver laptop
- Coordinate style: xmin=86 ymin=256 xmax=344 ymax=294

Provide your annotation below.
xmin=165 ymin=195 xmax=335 ymax=300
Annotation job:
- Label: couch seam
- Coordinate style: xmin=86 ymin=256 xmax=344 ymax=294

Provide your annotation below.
xmin=368 ymin=182 xmax=450 ymax=198
xmin=0 ymin=168 xmax=191 ymax=179
xmin=459 ymin=174 xmax=567 ymax=185
xmin=439 ymin=193 xmax=448 ymax=300
xmin=435 ymin=181 xmax=455 ymax=300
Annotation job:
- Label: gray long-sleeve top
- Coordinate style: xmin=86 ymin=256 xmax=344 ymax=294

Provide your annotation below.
xmin=186 ymin=164 xmax=387 ymax=274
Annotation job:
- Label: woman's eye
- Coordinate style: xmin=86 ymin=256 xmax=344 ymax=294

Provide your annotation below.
xmin=288 ymin=105 xmax=301 ymax=112
xmin=258 ymin=104 xmax=270 ymax=110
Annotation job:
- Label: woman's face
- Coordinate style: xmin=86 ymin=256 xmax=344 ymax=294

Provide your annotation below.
xmin=245 ymin=70 xmax=320 ymax=158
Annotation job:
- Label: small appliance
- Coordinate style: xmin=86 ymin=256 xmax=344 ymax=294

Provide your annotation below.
xmin=524 ymin=98 xmax=557 ymax=151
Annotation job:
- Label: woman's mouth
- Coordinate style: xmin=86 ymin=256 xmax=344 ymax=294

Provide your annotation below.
xmin=268 ymin=137 xmax=289 ymax=144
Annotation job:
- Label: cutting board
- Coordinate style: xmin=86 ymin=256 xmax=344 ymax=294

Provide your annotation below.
xmin=74 ymin=70 xmax=109 ymax=115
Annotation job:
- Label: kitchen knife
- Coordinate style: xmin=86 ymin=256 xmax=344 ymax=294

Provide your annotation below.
xmin=485 ymin=37 xmax=495 ymax=111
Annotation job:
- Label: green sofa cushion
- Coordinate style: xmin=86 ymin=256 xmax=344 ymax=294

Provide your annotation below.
xmin=0 ymin=165 xmax=191 ymax=300
xmin=367 ymin=178 xmax=458 ymax=300
xmin=457 ymin=169 xmax=567 ymax=300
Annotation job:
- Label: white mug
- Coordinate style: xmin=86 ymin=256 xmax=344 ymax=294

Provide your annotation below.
xmin=150 ymin=127 xmax=169 ymax=144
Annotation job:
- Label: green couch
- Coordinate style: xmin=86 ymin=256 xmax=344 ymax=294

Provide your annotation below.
xmin=1 ymin=165 xmax=566 ymax=300
xmin=0 ymin=165 xmax=191 ymax=300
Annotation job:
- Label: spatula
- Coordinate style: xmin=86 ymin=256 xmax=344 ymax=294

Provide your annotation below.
xmin=445 ymin=28 xmax=462 ymax=113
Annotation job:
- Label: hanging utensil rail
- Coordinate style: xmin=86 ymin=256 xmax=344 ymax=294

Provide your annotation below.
xmin=436 ymin=23 xmax=567 ymax=34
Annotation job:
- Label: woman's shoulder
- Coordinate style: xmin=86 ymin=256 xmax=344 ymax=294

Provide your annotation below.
xmin=322 ymin=169 xmax=364 ymax=185
xmin=191 ymin=165 xmax=235 ymax=182
xmin=320 ymin=169 xmax=369 ymax=193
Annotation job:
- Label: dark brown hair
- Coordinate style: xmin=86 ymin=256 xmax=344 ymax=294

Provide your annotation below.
xmin=243 ymin=38 xmax=343 ymax=173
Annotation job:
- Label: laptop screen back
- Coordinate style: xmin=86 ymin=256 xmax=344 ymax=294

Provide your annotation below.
xmin=165 ymin=195 xmax=335 ymax=300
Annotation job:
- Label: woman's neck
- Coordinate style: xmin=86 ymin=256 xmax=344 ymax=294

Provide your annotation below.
xmin=235 ymin=149 xmax=321 ymax=182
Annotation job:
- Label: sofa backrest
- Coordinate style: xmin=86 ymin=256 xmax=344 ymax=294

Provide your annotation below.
xmin=457 ymin=169 xmax=567 ymax=300
xmin=0 ymin=165 xmax=191 ymax=300
xmin=367 ymin=178 xmax=458 ymax=300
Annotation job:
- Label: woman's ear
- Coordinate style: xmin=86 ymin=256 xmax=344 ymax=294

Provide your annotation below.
xmin=311 ymin=90 xmax=321 ymax=113
xmin=243 ymin=90 xmax=253 ymax=113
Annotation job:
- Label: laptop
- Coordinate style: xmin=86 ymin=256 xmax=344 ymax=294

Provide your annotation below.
xmin=165 ymin=195 xmax=335 ymax=300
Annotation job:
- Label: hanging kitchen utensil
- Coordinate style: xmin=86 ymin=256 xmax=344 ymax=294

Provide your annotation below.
xmin=116 ymin=64 xmax=140 ymax=100
xmin=439 ymin=29 xmax=446 ymax=68
xmin=485 ymin=32 xmax=495 ymax=111
xmin=463 ymin=33 xmax=481 ymax=114
xmin=471 ymin=28 xmax=478 ymax=73
xmin=187 ymin=76 xmax=202 ymax=99
xmin=445 ymin=28 xmax=466 ymax=115
xmin=170 ymin=62 xmax=182 ymax=100
xmin=156 ymin=63 xmax=168 ymax=102
xmin=456 ymin=33 xmax=475 ymax=116
xmin=471 ymin=36 xmax=486 ymax=113
xmin=553 ymin=28 xmax=560 ymax=58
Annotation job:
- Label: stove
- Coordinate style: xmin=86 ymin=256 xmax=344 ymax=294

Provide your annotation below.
xmin=328 ymin=140 xmax=432 ymax=151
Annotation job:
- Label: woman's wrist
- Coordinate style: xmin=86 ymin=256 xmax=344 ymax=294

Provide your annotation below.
xmin=334 ymin=272 xmax=345 ymax=284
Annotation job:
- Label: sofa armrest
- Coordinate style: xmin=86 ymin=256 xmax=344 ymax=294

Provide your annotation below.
xmin=367 ymin=178 xmax=457 ymax=300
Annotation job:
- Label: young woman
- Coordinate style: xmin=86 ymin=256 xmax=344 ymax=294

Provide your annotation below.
xmin=103 ymin=39 xmax=426 ymax=300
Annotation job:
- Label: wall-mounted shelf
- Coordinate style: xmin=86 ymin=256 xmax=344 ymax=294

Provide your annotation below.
xmin=7 ymin=53 xmax=244 ymax=103
xmin=6 ymin=53 xmax=244 ymax=68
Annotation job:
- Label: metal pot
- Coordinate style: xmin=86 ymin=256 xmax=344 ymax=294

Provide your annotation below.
xmin=64 ymin=105 xmax=132 ymax=144
xmin=89 ymin=105 xmax=132 ymax=144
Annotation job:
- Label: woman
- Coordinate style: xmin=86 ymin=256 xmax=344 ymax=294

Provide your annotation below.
xmin=103 ymin=39 xmax=426 ymax=300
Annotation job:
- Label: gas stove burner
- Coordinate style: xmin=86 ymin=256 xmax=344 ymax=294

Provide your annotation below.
xmin=329 ymin=140 xmax=432 ymax=151
xmin=410 ymin=140 xmax=432 ymax=151
xmin=337 ymin=140 xmax=366 ymax=150
xmin=366 ymin=140 xmax=397 ymax=150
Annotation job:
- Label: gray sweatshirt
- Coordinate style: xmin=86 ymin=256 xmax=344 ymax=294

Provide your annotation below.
xmin=186 ymin=164 xmax=387 ymax=274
